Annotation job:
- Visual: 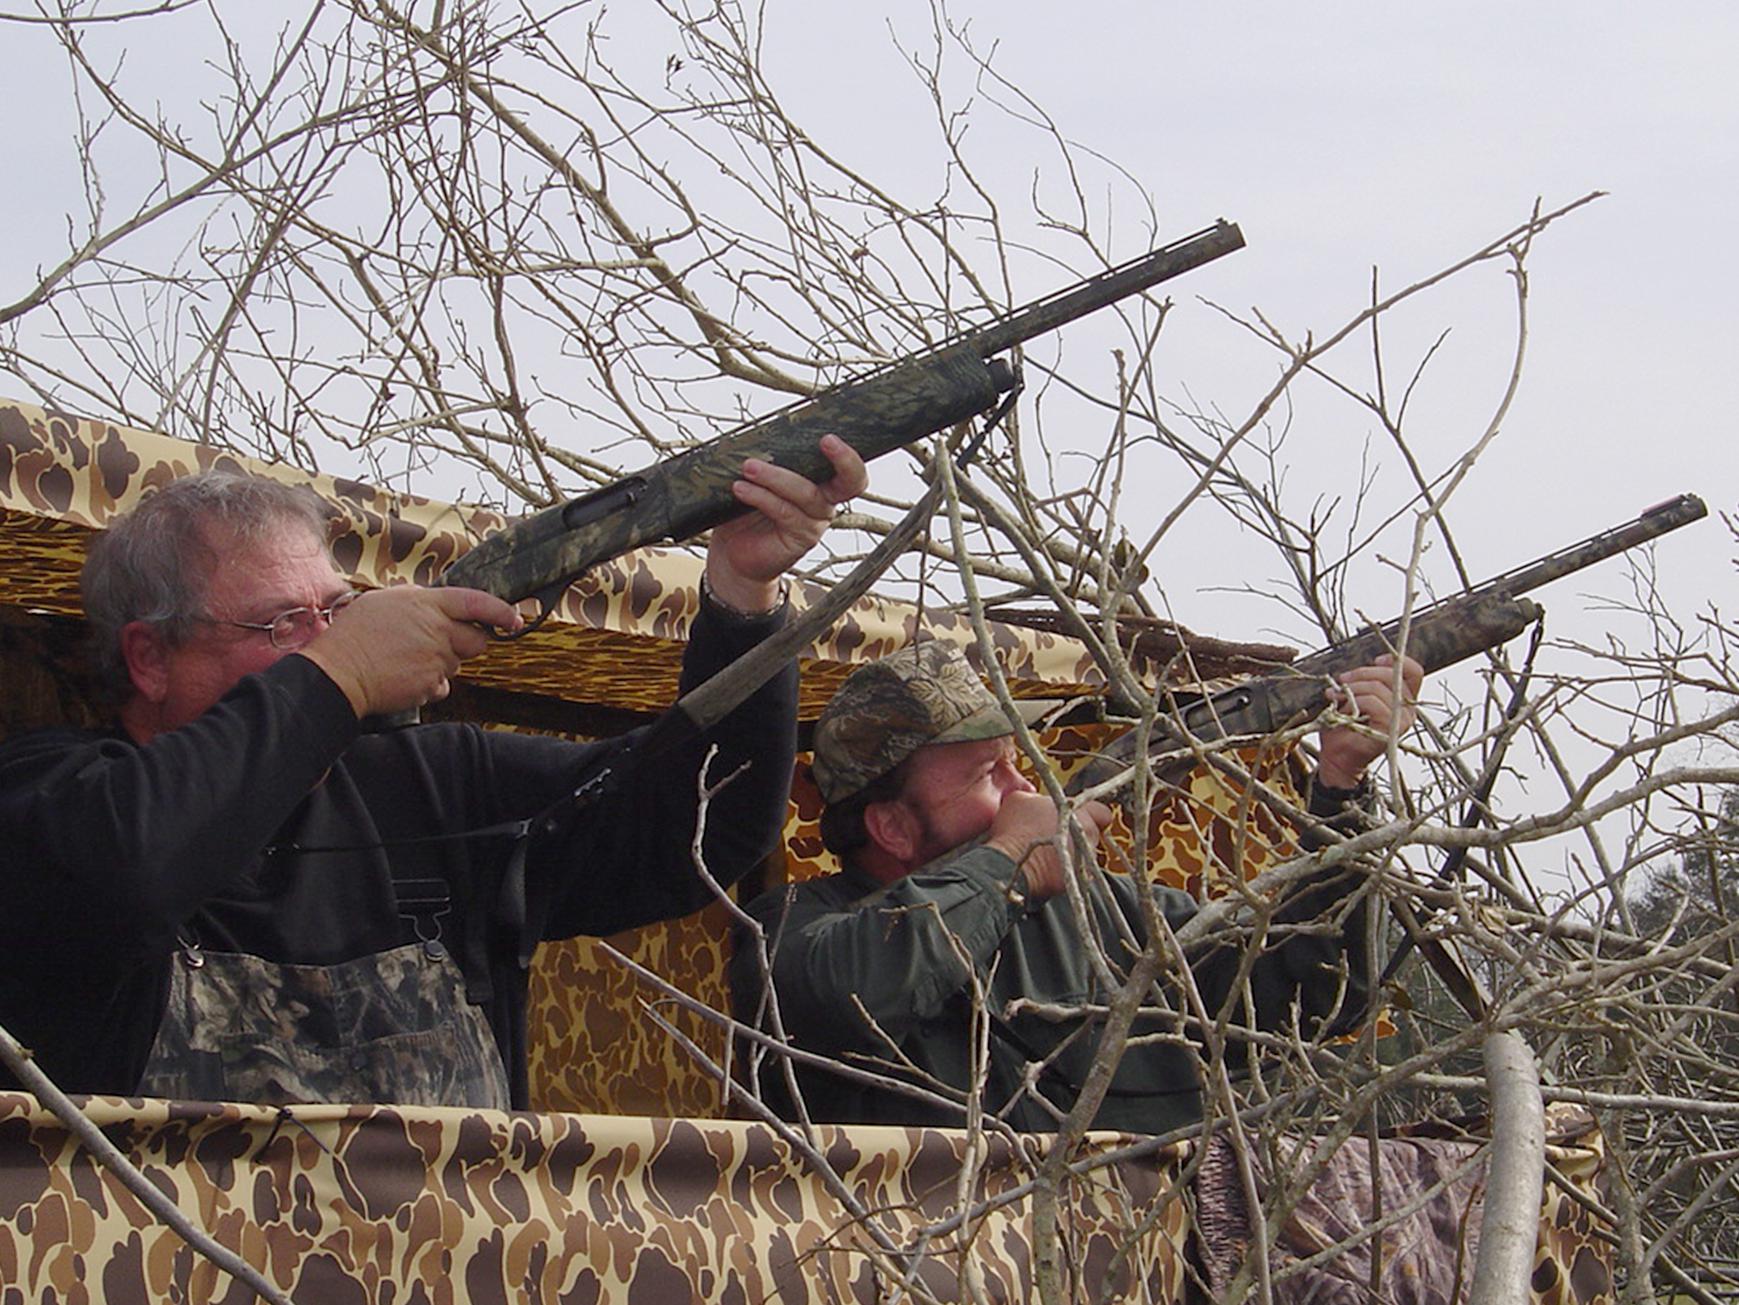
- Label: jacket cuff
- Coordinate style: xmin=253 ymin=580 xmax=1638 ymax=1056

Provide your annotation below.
xmin=950 ymin=844 xmax=1038 ymax=923
xmin=1308 ymin=774 xmax=1370 ymax=813
xmin=274 ymin=653 xmax=365 ymax=744
xmin=1306 ymin=773 xmax=1374 ymax=837
xmin=700 ymin=573 xmax=790 ymax=625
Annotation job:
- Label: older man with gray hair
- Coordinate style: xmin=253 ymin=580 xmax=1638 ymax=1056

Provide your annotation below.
xmin=0 ymin=435 xmax=865 ymax=1109
xmin=733 ymin=638 xmax=1420 ymax=1134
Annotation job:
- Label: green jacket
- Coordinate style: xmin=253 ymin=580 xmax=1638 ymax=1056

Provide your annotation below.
xmin=733 ymin=795 xmax=1371 ymax=1134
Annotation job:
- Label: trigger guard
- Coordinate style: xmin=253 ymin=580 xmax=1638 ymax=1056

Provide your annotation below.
xmin=493 ymin=583 xmax=565 ymax=641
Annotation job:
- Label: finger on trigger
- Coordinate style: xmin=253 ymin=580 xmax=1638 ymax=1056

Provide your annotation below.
xmin=442 ymin=584 xmax=520 ymax=628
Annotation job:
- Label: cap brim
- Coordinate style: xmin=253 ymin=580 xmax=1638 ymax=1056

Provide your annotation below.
xmin=928 ymin=701 xmax=1016 ymax=748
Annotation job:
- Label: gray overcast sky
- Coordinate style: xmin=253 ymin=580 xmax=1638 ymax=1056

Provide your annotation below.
xmin=1 ymin=0 xmax=1731 ymax=657
xmin=750 ymin=2 xmax=1736 ymax=636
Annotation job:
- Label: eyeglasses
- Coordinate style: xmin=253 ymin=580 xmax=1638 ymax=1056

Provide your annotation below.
xmin=205 ymin=591 xmax=360 ymax=650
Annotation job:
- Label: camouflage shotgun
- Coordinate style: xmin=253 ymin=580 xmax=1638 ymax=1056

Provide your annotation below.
xmin=443 ymin=221 xmax=1245 ymax=624
xmin=1067 ymin=493 xmax=1709 ymax=793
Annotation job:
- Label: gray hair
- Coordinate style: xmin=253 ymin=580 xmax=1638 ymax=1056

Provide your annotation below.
xmin=81 ymin=469 xmax=335 ymax=695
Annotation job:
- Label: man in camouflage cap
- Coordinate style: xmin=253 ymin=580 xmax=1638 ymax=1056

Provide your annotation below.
xmin=809 ymin=639 xmax=1017 ymax=808
xmin=733 ymin=638 xmax=1421 ymax=1134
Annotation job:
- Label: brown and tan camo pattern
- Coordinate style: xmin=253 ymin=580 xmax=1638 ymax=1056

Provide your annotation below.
xmin=0 ymin=1092 xmax=1197 ymax=1303
xmin=0 ymin=1091 xmax=1608 ymax=1304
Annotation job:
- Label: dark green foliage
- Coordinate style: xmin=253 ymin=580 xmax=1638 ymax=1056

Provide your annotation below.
xmin=1631 ymin=788 xmax=1739 ymax=942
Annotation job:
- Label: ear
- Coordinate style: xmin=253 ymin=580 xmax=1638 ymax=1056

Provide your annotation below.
xmin=119 ymin=620 xmax=171 ymax=704
xmin=862 ymin=798 xmax=919 ymax=865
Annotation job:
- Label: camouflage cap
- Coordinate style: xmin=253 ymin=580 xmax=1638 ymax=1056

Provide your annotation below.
xmin=811 ymin=641 xmax=1014 ymax=805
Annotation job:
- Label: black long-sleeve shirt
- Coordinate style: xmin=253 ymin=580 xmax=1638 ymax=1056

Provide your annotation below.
xmin=0 ymin=597 xmax=796 ymax=1106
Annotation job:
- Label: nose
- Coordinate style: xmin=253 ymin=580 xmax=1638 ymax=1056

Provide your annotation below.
xmin=996 ymin=757 xmax=1036 ymax=795
xmin=310 ymin=596 xmax=353 ymax=634
xmin=295 ymin=609 xmax=339 ymax=650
